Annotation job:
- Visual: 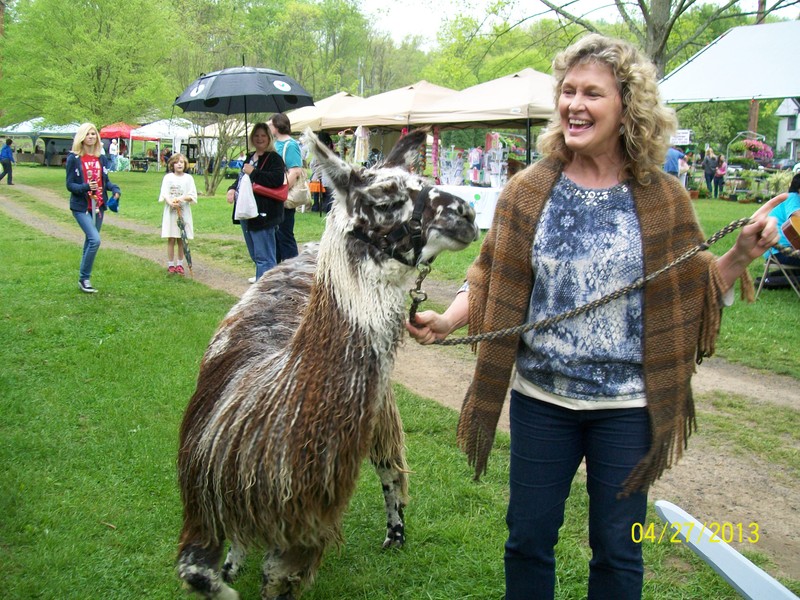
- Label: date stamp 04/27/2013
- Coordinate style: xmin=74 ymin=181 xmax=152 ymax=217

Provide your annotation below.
xmin=631 ymin=521 xmax=760 ymax=545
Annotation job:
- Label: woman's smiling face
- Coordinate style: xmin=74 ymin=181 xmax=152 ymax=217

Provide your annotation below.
xmin=559 ymin=61 xmax=624 ymax=160
xmin=252 ymin=128 xmax=270 ymax=153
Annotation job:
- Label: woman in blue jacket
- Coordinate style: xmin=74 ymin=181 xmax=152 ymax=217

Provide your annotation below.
xmin=67 ymin=123 xmax=121 ymax=293
xmin=0 ymin=138 xmax=15 ymax=185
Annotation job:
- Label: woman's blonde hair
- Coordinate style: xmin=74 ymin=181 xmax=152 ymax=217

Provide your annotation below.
xmin=537 ymin=34 xmax=677 ymax=185
xmin=72 ymin=123 xmax=103 ymax=156
xmin=168 ymin=152 xmax=189 ymax=173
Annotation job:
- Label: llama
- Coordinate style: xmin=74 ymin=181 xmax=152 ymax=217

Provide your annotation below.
xmin=177 ymin=129 xmax=479 ymax=600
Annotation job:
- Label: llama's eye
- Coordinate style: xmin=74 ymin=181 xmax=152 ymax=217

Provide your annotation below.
xmin=373 ymin=201 xmax=406 ymax=214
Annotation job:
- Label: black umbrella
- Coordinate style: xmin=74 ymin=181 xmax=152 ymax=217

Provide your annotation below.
xmin=174 ymin=67 xmax=314 ymax=146
xmin=175 ymin=206 xmax=193 ymax=277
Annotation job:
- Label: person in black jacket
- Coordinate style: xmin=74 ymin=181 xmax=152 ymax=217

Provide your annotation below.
xmin=227 ymin=123 xmax=286 ymax=281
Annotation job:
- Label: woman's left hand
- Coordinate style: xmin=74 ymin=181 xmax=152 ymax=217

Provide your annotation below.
xmin=716 ymin=192 xmax=785 ymax=292
xmin=733 ymin=193 xmax=786 ymax=261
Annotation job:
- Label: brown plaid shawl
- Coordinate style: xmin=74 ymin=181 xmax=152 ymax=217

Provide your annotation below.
xmin=459 ymin=158 xmax=734 ymax=495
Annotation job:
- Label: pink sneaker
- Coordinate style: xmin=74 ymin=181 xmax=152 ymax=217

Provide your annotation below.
xmin=168 ymin=265 xmax=177 ymax=274
xmin=175 ymin=265 xmax=185 ymax=275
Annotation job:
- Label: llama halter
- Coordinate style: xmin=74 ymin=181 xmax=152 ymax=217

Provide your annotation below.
xmin=349 ymin=185 xmax=433 ymax=267
xmin=410 ymin=217 xmax=800 ymax=347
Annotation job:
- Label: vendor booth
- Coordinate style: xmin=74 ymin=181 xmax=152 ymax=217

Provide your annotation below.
xmin=308 ymin=71 xmax=555 ymax=228
xmin=129 ymin=118 xmax=196 ymax=172
xmin=413 ymin=68 xmax=555 ymax=228
xmin=0 ymin=118 xmax=81 ymax=165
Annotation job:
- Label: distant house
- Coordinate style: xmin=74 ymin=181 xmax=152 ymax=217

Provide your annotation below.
xmin=775 ymin=99 xmax=800 ymax=161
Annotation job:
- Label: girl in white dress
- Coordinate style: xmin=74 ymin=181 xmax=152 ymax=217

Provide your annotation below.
xmin=159 ymin=153 xmax=198 ymax=275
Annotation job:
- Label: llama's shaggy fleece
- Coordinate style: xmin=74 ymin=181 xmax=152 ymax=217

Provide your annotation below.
xmin=177 ymin=129 xmax=479 ymax=600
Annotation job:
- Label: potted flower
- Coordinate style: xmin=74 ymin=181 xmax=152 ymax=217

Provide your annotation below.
xmin=686 ymin=177 xmax=700 ymax=199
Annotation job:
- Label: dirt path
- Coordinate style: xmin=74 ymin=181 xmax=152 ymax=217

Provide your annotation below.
xmin=3 ymin=185 xmax=799 ymax=580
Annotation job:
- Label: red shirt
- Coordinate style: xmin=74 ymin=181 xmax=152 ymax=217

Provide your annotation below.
xmin=80 ymin=155 xmax=103 ymax=211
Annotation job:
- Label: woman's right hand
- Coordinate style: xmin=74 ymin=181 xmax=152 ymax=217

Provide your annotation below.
xmin=405 ymin=310 xmax=459 ymax=345
xmin=406 ymin=289 xmax=470 ymax=345
xmin=226 ymin=189 xmax=236 ymax=204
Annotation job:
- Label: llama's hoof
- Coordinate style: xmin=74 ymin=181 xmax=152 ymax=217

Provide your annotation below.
xmin=221 ymin=562 xmax=239 ymax=584
xmin=180 ymin=576 xmax=239 ymax=599
xmin=381 ymin=532 xmax=405 ymax=549
xmin=217 ymin=586 xmax=240 ymax=600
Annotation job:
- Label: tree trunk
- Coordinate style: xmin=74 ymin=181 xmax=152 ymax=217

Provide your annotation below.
xmin=747 ymin=0 xmax=767 ymax=136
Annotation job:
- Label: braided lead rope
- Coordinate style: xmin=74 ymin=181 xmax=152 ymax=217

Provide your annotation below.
xmin=434 ymin=217 xmax=799 ymax=347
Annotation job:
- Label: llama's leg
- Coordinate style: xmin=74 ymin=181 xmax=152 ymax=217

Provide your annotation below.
xmin=177 ymin=524 xmax=239 ymax=600
xmin=370 ymin=388 xmax=409 ymax=549
xmin=222 ymin=541 xmax=247 ymax=584
xmin=260 ymin=546 xmax=323 ymax=600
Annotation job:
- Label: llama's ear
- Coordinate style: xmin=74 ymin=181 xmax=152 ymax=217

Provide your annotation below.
xmin=302 ymin=128 xmax=362 ymax=190
xmin=382 ymin=128 xmax=428 ymax=171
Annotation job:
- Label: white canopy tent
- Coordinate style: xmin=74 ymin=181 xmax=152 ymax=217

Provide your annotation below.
xmin=411 ymin=68 xmax=555 ymax=128
xmin=0 ymin=117 xmax=80 ymax=158
xmin=411 ymin=67 xmax=555 ymax=164
xmin=659 ymin=20 xmax=800 ymax=104
xmin=128 ymin=118 xmax=197 ymax=170
xmin=131 ymin=117 xmax=195 ymax=146
xmin=286 ymin=91 xmax=364 ymax=133
xmin=321 ymin=80 xmax=456 ymax=131
xmin=0 ymin=117 xmax=80 ymax=140
xmin=130 ymin=118 xmax=196 ymax=148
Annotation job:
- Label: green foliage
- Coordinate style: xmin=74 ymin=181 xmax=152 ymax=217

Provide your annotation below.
xmin=766 ymin=170 xmax=794 ymax=195
xmin=0 ymin=0 xmax=174 ymax=124
xmin=729 ymin=156 xmax=759 ymax=170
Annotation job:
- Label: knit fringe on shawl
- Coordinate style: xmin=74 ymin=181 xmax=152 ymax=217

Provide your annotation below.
xmin=456 ymin=296 xmax=501 ymax=480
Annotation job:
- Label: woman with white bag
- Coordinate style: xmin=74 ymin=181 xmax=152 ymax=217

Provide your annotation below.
xmin=227 ymin=123 xmax=287 ymax=281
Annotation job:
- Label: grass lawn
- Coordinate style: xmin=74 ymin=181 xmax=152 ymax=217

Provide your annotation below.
xmin=1 ymin=167 xmax=798 ymax=598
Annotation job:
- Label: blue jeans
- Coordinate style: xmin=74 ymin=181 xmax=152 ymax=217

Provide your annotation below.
xmin=276 ymin=207 xmax=298 ymax=263
xmin=505 ymin=390 xmax=650 ymax=600
xmin=713 ymin=176 xmax=724 ymax=199
xmin=704 ymin=172 xmax=714 ymax=194
xmin=240 ymin=221 xmax=277 ymax=279
xmin=0 ymin=159 xmax=12 ymax=184
xmin=72 ymin=209 xmax=103 ymax=281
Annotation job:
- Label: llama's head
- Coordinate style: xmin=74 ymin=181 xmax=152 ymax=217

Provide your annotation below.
xmin=305 ymin=129 xmax=479 ymax=267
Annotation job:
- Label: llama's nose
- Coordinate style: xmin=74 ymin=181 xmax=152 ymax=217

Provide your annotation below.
xmin=459 ymin=203 xmax=476 ymax=222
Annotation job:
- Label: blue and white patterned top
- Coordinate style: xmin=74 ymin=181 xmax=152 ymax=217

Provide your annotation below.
xmin=513 ymin=174 xmax=646 ymax=409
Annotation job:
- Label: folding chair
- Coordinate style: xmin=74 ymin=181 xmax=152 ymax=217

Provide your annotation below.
xmin=754 ymin=253 xmax=800 ymax=300
xmin=655 ymin=501 xmax=799 ymax=600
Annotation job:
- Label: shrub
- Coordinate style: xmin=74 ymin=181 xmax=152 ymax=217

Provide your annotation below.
xmin=766 ymin=170 xmax=794 ymax=195
xmin=729 ymin=156 xmax=758 ymax=170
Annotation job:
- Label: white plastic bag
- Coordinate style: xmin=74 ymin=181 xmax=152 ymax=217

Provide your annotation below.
xmin=234 ymin=173 xmax=258 ymax=220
